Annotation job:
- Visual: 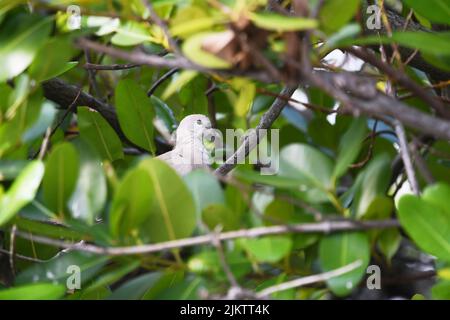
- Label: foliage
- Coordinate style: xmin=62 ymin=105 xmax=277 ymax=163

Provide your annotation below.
xmin=0 ymin=0 xmax=449 ymax=300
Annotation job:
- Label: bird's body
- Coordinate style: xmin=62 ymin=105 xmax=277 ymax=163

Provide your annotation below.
xmin=157 ymin=114 xmax=212 ymax=175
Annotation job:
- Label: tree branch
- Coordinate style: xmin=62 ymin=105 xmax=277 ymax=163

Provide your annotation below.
xmin=215 ymin=86 xmax=297 ymax=176
xmin=14 ymin=219 xmax=400 ymax=256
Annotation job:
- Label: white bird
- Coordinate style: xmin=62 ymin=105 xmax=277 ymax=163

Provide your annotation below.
xmin=157 ymin=114 xmax=213 ymax=175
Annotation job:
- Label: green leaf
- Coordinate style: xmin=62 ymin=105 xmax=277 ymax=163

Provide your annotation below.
xmin=109 ymin=166 xmax=154 ymax=240
xmin=232 ymin=78 xmax=256 ymax=117
xmin=397 ymin=187 xmax=450 ymax=262
xmin=0 ymin=14 xmax=52 ymax=82
xmin=422 ymin=182 xmax=450 ymax=216
xmin=0 ymin=283 xmax=65 ymax=300
xmin=351 ymin=154 xmax=391 ymax=219
xmin=319 ymin=0 xmax=360 ymax=33
xmin=202 ymin=203 xmax=240 ymax=231
xmin=28 ymin=36 xmax=77 ymax=83
xmin=184 ymin=169 xmax=224 ymax=215
xmin=15 ymin=251 xmax=108 ymax=285
xmin=188 ymin=250 xmax=251 ymax=279
xmin=333 ymin=118 xmax=367 ymax=179
xmin=182 ymin=32 xmax=232 ymax=69
xmin=319 ymin=232 xmax=370 ymax=297
xmin=77 ymin=107 xmax=124 ymax=162
xmin=249 ymin=12 xmax=318 ymax=31
xmin=42 ymin=143 xmax=79 ymax=217
xmin=107 ymin=272 xmax=181 ymax=300
xmin=115 ymin=79 xmax=156 ymax=153
xmin=403 ymin=0 xmax=450 ymax=25
xmin=111 ymin=21 xmax=155 ymax=46
xmin=68 ymin=140 xmax=107 ymax=225
xmin=265 ymin=199 xmax=319 ymax=249
xmin=139 ymin=158 xmax=197 ymax=242
xmin=241 ymin=236 xmax=292 ymax=263
xmin=378 ymin=228 xmax=401 ymax=262
xmin=162 ymin=70 xmax=197 ymax=100
xmin=432 ymin=280 xmax=450 ymax=299
xmin=346 ymin=32 xmax=450 ymax=56
xmin=0 ymin=160 xmax=44 ymax=226
xmin=83 ymin=260 xmax=141 ymax=293
xmin=279 ymin=143 xmax=334 ymax=190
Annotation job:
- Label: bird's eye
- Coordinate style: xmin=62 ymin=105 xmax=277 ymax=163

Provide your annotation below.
xmin=196 ymin=119 xmax=202 ymax=125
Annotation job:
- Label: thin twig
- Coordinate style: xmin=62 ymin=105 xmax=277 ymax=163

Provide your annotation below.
xmin=0 ymin=248 xmax=45 ymax=263
xmin=147 ymin=67 xmax=179 ymax=96
xmin=32 ymin=88 xmax=82 ymax=159
xmin=84 ymin=62 xmax=141 ymax=70
xmin=211 ymin=226 xmax=239 ymax=288
xmin=9 ymin=225 xmax=17 ymax=276
xmin=13 ymin=219 xmax=400 ymax=256
xmin=256 ymin=260 xmax=363 ymax=298
xmin=394 ymin=120 xmax=420 ymax=195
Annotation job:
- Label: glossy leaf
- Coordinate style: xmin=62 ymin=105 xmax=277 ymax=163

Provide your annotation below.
xmin=319 ymin=232 xmax=370 ymax=297
xmin=139 ymin=158 xmax=197 ymax=243
xmin=0 ymin=14 xmax=52 ymax=81
xmin=77 ymin=107 xmax=124 ymax=162
xmin=397 ymin=184 xmax=450 ymax=262
xmin=115 ymin=79 xmax=156 ymax=153
xmin=68 ymin=140 xmax=107 ymax=225
xmin=0 ymin=160 xmax=44 ymax=226
xmin=333 ymin=118 xmax=367 ymax=179
xmin=42 ymin=143 xmax=79 ymax=217
xmin=109 ymin=167 xmax=154 ymax=240
xmin=28 ymin=36 xmax=77 ymax=82
xmin=279 ymin=143 xmax=334 ymax=190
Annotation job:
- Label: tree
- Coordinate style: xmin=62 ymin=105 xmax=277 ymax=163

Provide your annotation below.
xmin=0 ymin=0 xmax=449 ymax=300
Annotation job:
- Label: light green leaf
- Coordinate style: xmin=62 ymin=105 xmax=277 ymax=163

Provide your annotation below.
xmin=249 ymin=12 xmax=318 ymax=31
xmin=77 ymin=107 xmax=124 ymax=162
xmin=319 ymin=232 xmax=370 ymax=297
xmin=241 ymin=236 xmax=292 ymax=263
xmin=182 ymin=32 xmax=232 ymax=69
xmin=109 ymin=167 xmax=154 ymax=240
xmin=333 ymin=118 xmax=367 ymax=179
xmin=232 ymin=78 xmax=256 ymax=117
xmin=378 ymin=228 xmax=401 ymax=262
xmin=0 ymin=160 xmax=44 ymax=226
xmin=115 ymin=79 xmax=155 ymax=153
xmin=397 ymin=187 xmax=450 ymax=262
xmin=42 ymin=142 xmax=79 ymax=217
xmin=111 ymin=21 xmax=155 ymax=46
xmin=0 ymin=14 xmax=52 ymax=81
xmin=319 ymin=0 xmax=360 ymax=33
xmin=279 ymin=143 xmax=334 ymax=190
xmin=0 ymin=283 xmax=65 ymax=300
xmin=184 ymin=169 xmax=224 ymax=215
xmin=403 ymin=0 xmax=450 ymax=25
xmin=162 ymin=70 xmax=197 ymax=100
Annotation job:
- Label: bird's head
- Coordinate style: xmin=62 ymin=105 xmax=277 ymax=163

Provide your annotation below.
xmin=176 ymin=114 xmax=212 ymax=141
